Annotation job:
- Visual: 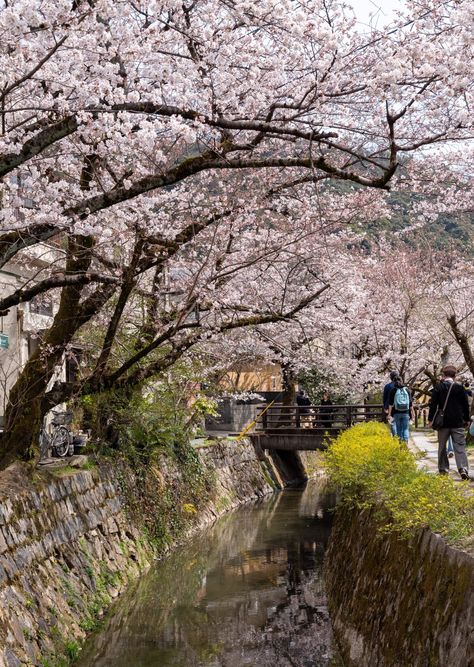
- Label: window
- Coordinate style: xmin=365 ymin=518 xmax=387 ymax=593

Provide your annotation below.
xmin=29 ymin=294 xmax=53 ymax=317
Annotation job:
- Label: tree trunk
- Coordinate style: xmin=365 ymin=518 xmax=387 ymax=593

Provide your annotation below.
xmin=0 ymin=354 xmax=54 ymax=466
xmin=279 ymin=362 xmax=296 ymax=427
xmin=281 ymin=362 xmax=296 ymax=405
xmin=447 ymin=314 xmax=474 ymax=376
xmin=0 ymin=236 xmax=96 ymax=467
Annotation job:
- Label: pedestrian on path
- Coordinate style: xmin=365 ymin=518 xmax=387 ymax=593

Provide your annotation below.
xmin=447 ymin=379 xmax=473 ymax=458
xmin=296 ymin=389 xmax=311 ymax=413
xmin=383 ymin=370 xmax=398 ymax=436
xmin=388 ymin=375 xmax=414 ymax=443
xmin=296 ymin=389 xmax=312 ymax=428
xmin=463 ymin=379 xmax=473 ymax=400
xmin=318 ymin=391 xmax=333 ymax=428
xmin=428 ymin=365 xmax=470 ymax=481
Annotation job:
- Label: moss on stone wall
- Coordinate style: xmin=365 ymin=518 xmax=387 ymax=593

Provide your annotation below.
xmin=326 ymin=505 xmax=474 ymax=667
xmin=0 ymin=438 xmax=275 ymax=666
xmin=324 ymin=423 xmax=474 ymax=666
xmin=114 ymin=442 xmax=216 ymax=554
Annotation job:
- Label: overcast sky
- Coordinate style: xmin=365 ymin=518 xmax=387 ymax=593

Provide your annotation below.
xmin=349 ymin=0 xmax=405 ymax=28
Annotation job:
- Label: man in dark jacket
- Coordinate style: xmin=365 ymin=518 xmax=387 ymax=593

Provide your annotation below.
xmin=296 ymin=389 xmax=311 ymax=413
xmin=383 ymin=370 xmax=398 ymax=435
xmin=296 ymin=389 xmax=312 ymax=427
xmin=428 ymin=365 xmax=470 ymax=480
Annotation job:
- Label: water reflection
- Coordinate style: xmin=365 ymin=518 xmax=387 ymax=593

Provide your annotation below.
xmin=78 ymin=480 xmax=341 ymax=667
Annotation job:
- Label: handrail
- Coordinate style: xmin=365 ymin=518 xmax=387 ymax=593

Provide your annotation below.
xmin=254 ymin=402 xmax=385 ymax=432
xmin=237 ymin=399 xmax=276 ymax=440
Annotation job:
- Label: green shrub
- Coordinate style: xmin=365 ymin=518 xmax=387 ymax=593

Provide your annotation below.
xmin=64 ymin=640 xmax=80 ymax=661
xmin=82 ymin=363 xmax=218 ymax=462
xmin=324 ymin=422 xmax=474 ymax=544
xmin=114 ymin=437 xmax=216 ymax=555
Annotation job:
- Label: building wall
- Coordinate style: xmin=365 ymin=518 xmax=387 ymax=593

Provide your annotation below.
xmin=0 ymin=250 xmax=63 ymax=426
xmin=223 ymin=363 xmax=283 ymax=392
xmin=0 ymin=272 xmax=26 ymax=424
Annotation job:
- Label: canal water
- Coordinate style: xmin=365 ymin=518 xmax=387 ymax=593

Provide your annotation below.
xmin=78 ymin=480 xmax=342 ymax=667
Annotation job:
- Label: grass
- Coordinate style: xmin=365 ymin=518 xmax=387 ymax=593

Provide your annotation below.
xmin=324 ymin=422 xmax=474 ymax=545
xmin=47 ymin=460 xmax=96 ymax=478
xmin=64 ymin=641 xmax=80 ymax=661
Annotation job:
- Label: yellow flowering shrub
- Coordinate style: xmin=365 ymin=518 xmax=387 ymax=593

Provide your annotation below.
xmin=324 ymin=422 xmax=474 ymax=544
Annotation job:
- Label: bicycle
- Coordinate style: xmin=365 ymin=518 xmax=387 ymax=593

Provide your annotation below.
xmin=39 ymin=410 xmax=73 ymax=460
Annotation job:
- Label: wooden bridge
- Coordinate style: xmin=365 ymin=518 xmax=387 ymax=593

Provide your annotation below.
xmin=250 ymin=403 xmax=386 ymax=451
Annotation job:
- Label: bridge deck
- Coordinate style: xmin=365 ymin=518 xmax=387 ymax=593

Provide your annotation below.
xmin=252 ymin=403 xmax=385 ymax=451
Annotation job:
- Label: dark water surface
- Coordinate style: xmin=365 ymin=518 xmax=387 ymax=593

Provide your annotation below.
xmin=78 ymin=480 xmax=342 ymax=667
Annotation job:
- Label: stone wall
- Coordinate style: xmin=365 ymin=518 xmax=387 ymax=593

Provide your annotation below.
xmin=0 ymin=438 xmax=274 ymax=666
xmin=205 ymin=399 xmax=259 ymax=433
xmin=195 ymin=439 xmax=277 ymax=517
xmin=325 ymin=505 xmax=474 ymax=667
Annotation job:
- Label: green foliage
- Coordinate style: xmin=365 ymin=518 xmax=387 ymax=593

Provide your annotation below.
xmin=114 ymin=437 xmax=216 ymax=556
xmin=80 ymin=364 xmax=218 ymax=555
xmin=355 ymin=186 xmax=474 ymax=256
xmin=22 ymin=627 xmax=34 ymax=641
xmin=324 ymin=422 xmax=474 ymax=544
xmin=298 ymin=368 xmax=352 ymax=404
xmin=64 ymin=641 xmax=80 ymax=661
xmin=82 ymin=360 xmax=218 ymax=462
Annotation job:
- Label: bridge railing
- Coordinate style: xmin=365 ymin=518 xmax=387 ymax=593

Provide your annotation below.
xmin=255 ymin=403 xmax=385 ymax=432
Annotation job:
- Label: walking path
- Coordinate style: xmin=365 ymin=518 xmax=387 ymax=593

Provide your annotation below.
xmin=409 ymin=430 xmax=474 ymax=485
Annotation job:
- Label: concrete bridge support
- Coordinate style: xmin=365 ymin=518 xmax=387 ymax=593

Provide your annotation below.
xmin=268 ymin=449 xmax=308 ymax=487
xmin=250 ymin=434 xmax=308 ymax=486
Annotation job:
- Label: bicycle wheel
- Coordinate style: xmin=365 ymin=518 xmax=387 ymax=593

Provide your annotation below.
xmin=52 ymin=426 xmax=70 ymax=457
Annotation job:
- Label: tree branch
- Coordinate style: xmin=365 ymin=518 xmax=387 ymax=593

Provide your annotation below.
xmin=0 ymin=116 xmax=77 ymax=178
xmin=0 ymin=271 xmax=120 ymax=316
xmin=447 ymin=313 xmax=474 ymax=376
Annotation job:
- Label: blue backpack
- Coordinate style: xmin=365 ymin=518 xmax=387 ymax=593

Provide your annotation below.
xmin=394 ymin=387 xmax=410 ymax=411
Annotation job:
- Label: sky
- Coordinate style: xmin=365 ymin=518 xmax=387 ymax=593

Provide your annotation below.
xmin=349 ymin=0 xmax=405 ymax=28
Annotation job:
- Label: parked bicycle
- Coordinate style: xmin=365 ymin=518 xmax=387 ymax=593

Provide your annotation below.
xmin=39 ymin=410 xmax=74 ymax=460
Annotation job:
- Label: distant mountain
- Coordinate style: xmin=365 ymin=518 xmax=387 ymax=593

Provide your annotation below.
xmin=360 ymin=189 xmax=474 ymax=255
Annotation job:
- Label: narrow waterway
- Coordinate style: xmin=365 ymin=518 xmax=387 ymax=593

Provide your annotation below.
xmin=78 ymin=480 xmax=342 ymax=667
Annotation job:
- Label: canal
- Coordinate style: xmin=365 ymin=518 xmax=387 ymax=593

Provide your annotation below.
xmin=78 ymin=480 xmax=342 ymax=666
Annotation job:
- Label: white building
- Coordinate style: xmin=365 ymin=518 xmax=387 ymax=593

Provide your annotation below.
xmin=0 ymin=243 xmax=64 ymax=428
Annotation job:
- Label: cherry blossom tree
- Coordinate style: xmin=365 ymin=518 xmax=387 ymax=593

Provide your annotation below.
xmin=0 ymin=0 xmax=473 ymax=464
xmin=342 ymin=244 xmax=474 ymax=400
xmin=429 ymin=259 xmax=474 ymax=382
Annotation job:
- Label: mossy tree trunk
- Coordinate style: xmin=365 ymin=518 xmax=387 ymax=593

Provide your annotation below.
xmin=278 ymin=362 xmax=296 ymax=427
xmin=281 ymin=362 xmax=296 ymax=405
xmin=0 ymin=236 xmax=105 ymax=467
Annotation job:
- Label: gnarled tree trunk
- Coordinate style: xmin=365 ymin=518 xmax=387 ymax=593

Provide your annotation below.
xmin=0 ymin=236 xmax=96 ymax=467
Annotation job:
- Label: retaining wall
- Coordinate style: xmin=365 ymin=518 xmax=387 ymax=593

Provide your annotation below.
xmin=0 ymin=438 xmax=274 ymax=666
xmin=326 ymin=505 xmax=474 ymax=667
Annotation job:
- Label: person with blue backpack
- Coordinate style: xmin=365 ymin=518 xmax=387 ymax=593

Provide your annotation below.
xmin=388 ymin=375 xmax=414 ymax=442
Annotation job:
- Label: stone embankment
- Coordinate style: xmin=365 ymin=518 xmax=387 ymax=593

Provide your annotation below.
xmin=0 ymin=438 xmax=275 ymax=666
xmin=326 ymin=505 xmax=474 ymax=667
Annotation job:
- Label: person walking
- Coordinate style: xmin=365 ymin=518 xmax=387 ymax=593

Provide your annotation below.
xmin=463 ymin=379 xmax=473 ymax=400
xmin=318 ymin=391 xmax=333 ymax=428
xmin=388 ymin=375 xmax=414 ymax=443
xmin=447 ymin=379 xmax=473 ymax=458
xmin=383 ymin=370 xmax=398 ymax=436
xmin=296 ymin=389 xmax=312 ymax=428
xmin=296 ymin=389 xmax=311 ymax=412
xmin=428 ymin=365 xmax=470 ymax=480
